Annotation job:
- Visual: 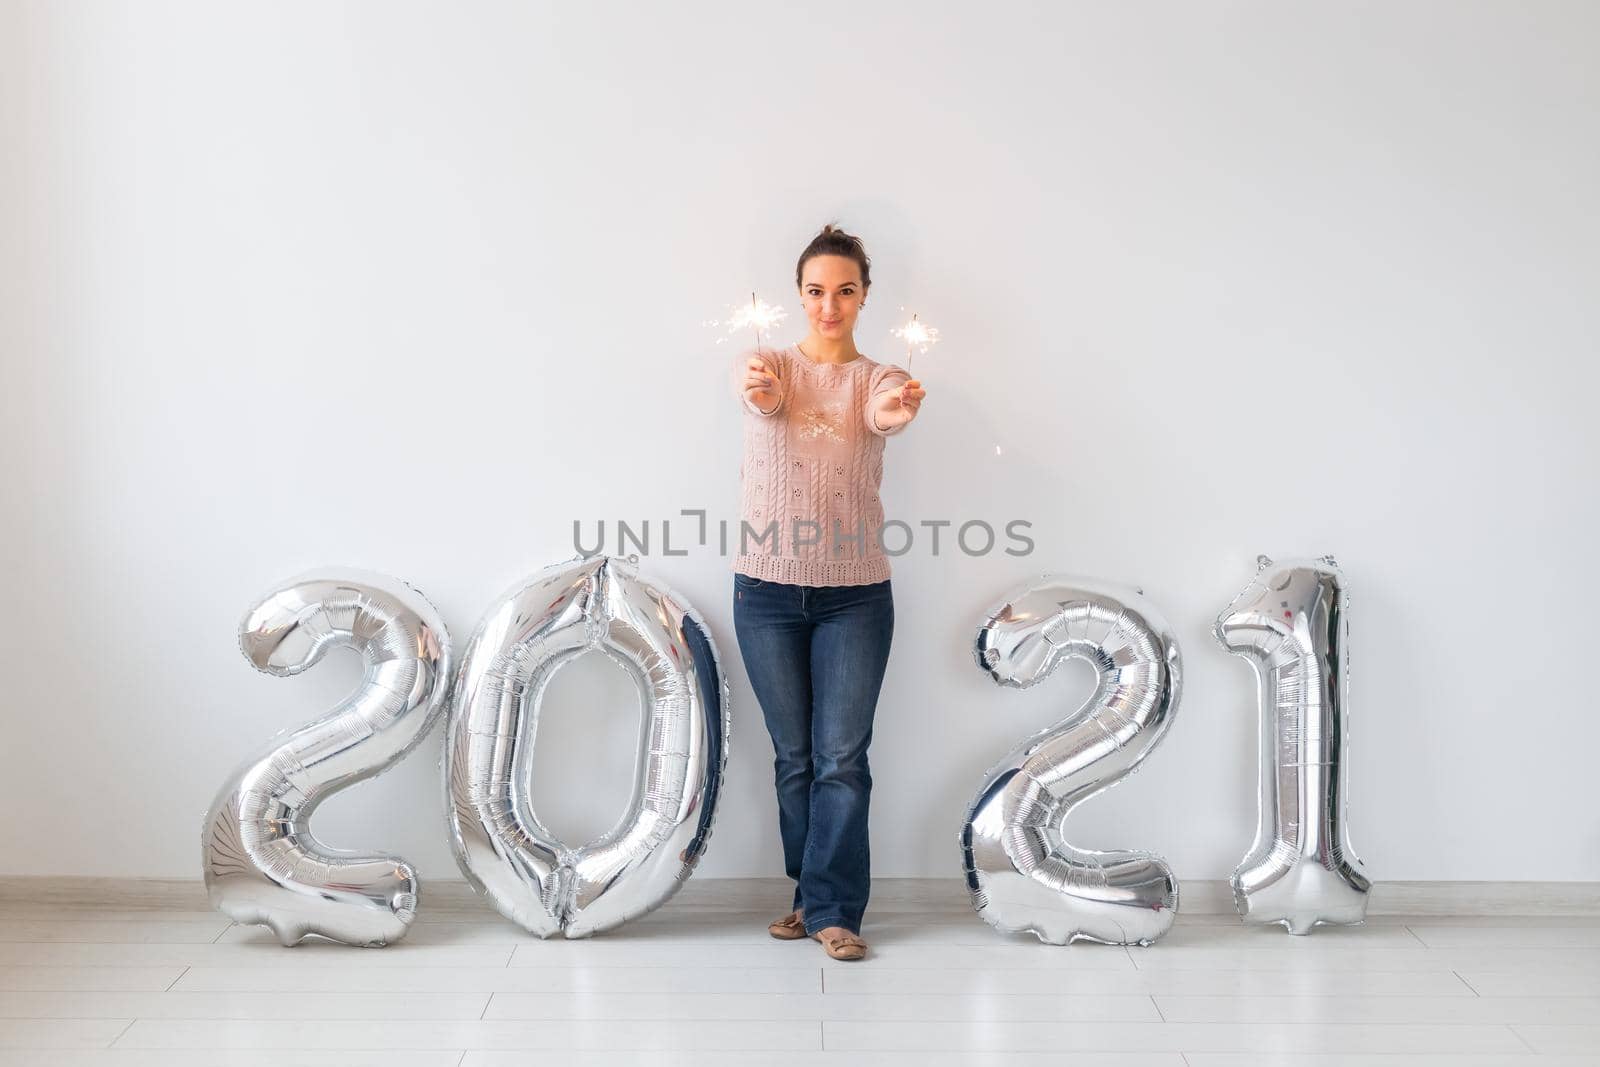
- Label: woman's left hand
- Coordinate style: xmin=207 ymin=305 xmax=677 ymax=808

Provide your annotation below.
xmin=873 ymin=378 xmax=926 ymax=432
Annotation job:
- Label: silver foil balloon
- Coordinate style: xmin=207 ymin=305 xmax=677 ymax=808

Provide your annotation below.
xmin=202 ymin=570 xmax=453 ymax=947
xmin=1216 ymin=554 xmax=1370 ymax=934
xmin=444 ymin=554 xmax=730 ymax=938
xmin=961 ymin=576 xmax=1183 ymax=946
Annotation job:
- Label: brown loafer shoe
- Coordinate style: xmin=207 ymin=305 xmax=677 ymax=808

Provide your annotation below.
xmin=813 ymin=925 xmax=867 ymax=961
xmin=768 ymin=910 xmax=807 ymax=940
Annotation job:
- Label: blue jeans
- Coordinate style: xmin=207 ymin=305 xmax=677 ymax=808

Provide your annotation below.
xmin=732 ymin=574 xmax=894 ymax=935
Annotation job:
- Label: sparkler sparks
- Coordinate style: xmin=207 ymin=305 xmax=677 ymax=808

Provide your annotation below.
xmin=706 ymin=292 xmax=789 ymax=351
xmin=891 ymin=310 xmax=941 ymax=373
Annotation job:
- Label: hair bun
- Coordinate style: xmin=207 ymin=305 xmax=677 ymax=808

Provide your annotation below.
xmin=820 ymin=223 xmax=860 ymax=245
xmin=797 ymin=223 xmax=873 ymax=290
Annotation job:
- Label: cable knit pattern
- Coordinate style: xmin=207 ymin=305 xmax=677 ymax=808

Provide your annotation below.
xmin=730 ymin=344 xmax=911 ymax=586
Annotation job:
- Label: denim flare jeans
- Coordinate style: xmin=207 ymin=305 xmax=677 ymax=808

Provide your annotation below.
xmin=732 ymin=573 xmax=894 ymax=936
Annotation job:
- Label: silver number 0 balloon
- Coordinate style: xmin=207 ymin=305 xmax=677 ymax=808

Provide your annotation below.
xmin=1216 ymin=554 xmax=1370 ymax=933
xmin=202 ymin=570 xmax=453 ymax=947
xmin=444 ymin=555 xmax=730 ymax=938
xmin=961 ymin=576 xmax=1183 ymax=946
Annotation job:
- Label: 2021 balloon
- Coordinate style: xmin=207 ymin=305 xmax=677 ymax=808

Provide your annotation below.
xmin=960 ymin=576 xmax=1183 ymax=946
xmin=1215 ymin=554 xmax=1370 ymax=934
xmin=202 ymin=570 xmax=453 ymax=947
xmin=443 ymin=555 xmax=731 ymax=938
xmin=205 ymin=554 xmax=1367 ymax=948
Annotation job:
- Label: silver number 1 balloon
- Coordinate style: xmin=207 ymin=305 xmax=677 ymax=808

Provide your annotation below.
xmin=444 ymin=555 xmax=730 ymax=938
xmin=961 ymin=575 xmax=1183 ymax=946
xmin=202 ymin=570 xmax=453 ymax=946
xmin=1216 ymin=554 xmax=1370 ymax=934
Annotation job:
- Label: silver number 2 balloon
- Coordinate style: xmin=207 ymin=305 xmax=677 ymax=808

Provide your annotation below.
xmin=444 ymin=555 xmax=730 ymax=938
xmin=961 ymin=575 xmax=1183 ymax=946
xmin=1216 ymin=554 xmax=1370 ymax=933
xmin=202 ymin=570 xmax=453 ymax=946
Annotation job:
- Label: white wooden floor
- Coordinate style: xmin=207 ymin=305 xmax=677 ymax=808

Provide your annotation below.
xmin=2 ymin=892 xmax=1600 ymax=1066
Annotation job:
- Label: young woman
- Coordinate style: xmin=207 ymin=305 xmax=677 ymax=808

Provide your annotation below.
xmin=728 ymin=224 xmax=927 ymax=961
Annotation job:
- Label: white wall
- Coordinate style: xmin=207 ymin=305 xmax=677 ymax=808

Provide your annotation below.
xmin=2 ymin=1 xmax=1595 ymax=884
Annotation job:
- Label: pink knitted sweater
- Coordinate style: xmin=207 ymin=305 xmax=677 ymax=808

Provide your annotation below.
xmin=730 ymin=344 xmax=912 ymax=586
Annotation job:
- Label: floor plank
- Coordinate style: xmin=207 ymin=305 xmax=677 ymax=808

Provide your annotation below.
xmin=823 ymin=1019 xmax=1531 ymax=1053
xmin=1410 ymin=925 xmax=1600 ymax=948
xmin=1152 ymin=993 xmax=1600 ymax=1024
xmin=0 ymin=1019 xmax=132 ymax=1049
xmin=825 ymin=967 xmax=1474 ymax=997
xmin=1183 ymin=1057 xmax=1600 ymax=1066
xmin=0 ymin=991 xmax=492 ymax=1020
xmin=112 ymin=1018 xmax=822 ymax=1050
xmin=1131 ymin=947 xmax=1600 ymax=973
xmin=1512 ymin=1026 xmax=1600 ymax=1054
xmin=0 ymin=921 xmax=231 ymax=945
xmin=0 ymin=967 xmax=185 ymax=992
xmin=0 ymin=1053 xmax=462 ymax=1066
xmin=461 ymin=1054 xmax=1187 ymax=1066
xmin=1458 ymin=971 xmax=1600 ymax=997
xmin=173 ymin=964 xmax=823 ymax=994
xmin=0 ymin=942 xmax=516 ymax=968
xmin=481 ymin=990 xmax=1161 ymax=1021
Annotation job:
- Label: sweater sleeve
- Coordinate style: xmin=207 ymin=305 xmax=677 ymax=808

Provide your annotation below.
xmin=732 ymin=347 xmax=785 ymax=417
xmin=865 ymin=362 xmax=912 ymax=436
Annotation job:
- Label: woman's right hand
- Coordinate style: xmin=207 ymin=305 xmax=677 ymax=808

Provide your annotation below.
xmin=742 ymin=355 xmax=782 ymax=415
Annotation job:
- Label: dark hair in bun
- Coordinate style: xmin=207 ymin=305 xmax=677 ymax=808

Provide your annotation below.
xmin=796 ymin=223 xmax=872 ymax=290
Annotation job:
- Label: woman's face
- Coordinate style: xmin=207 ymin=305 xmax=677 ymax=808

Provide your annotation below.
xmin=799 ymin=255 xmax=867 ymax=341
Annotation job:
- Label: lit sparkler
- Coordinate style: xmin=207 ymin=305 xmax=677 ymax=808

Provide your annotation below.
xmin=891 ymin=310 xmax=940 ymax=374
xmin=706 ymin=292 xmax=788 ymax=352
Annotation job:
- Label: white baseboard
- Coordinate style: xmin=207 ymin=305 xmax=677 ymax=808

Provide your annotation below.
xmin=1 ymin=876 xmax=1596 ymax=916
